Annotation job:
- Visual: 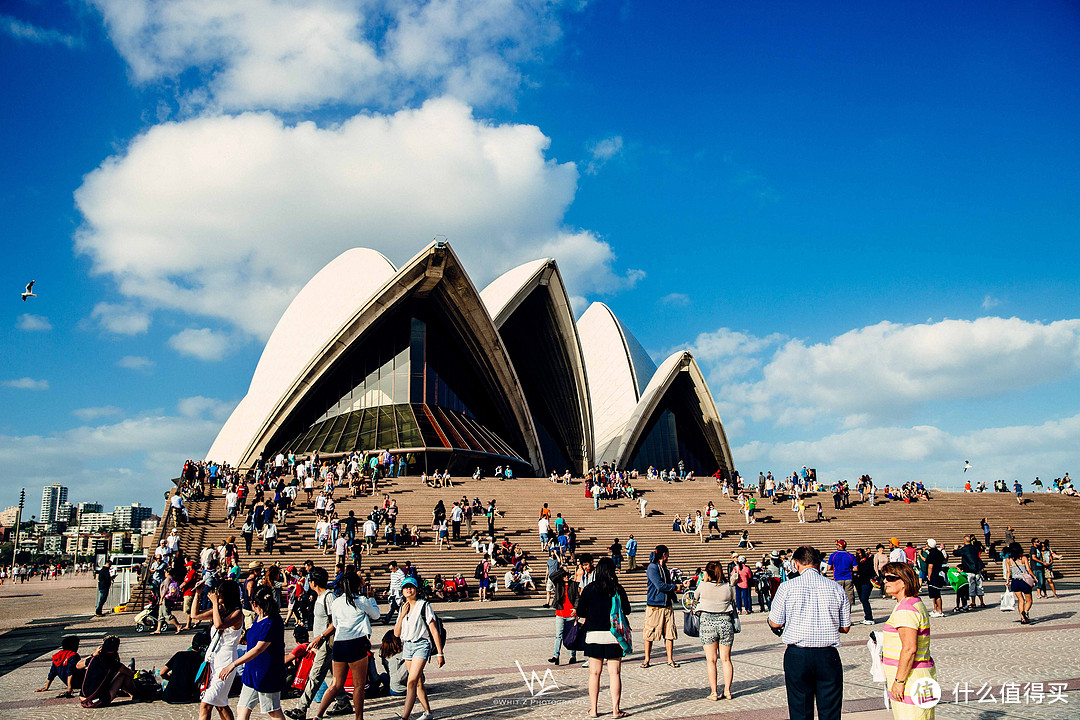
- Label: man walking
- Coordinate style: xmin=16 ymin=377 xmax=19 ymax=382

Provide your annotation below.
xmin=287 ymin=567 xmax=351 ymax=719
xmin=825 ymin=540 xmax=857 ymax=610
xmin=94 ymin=560 xmax=113 ymax=616
xmin=384 ymin=561 xmax=405 ymax=624
xmin=769 ymin=546 xmax=851 ymax=720
xmin=642 ymin=545 xmax=683 ymax=668
xmin=626 ymin=535 xmax=638 ymax=571
xmin=924 ymin=538 xmax=947 ymax=617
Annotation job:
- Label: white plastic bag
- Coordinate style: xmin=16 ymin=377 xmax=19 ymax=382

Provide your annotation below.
xmin=999 ymin=591 xmax=1016 ymax=611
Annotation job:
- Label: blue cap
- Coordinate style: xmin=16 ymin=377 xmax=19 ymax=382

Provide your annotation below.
xmin=401 ymin=576 xmax=418 ymax=589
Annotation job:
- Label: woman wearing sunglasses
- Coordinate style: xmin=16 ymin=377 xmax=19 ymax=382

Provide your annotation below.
xmin=880 ymin=562 xmax=937 ymax=719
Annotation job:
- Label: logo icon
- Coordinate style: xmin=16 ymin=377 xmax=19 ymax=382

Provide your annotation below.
xmin=515 ymin=661 xmax=559 ymax=697
xmin=911 ymin=677 xmax=942 ymax=709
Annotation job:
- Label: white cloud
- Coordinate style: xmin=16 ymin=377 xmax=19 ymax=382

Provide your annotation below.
xmin=678 ymin=327 xmax=784 ymax=384
xmin=720 ymin=317 xmax=1080 ymax=427
xmin=659 ymin=292 xmax=690 ymax=307
xmin=734 ymin=413 xmax=1080 ymax=490
xmin=73 ymin=406 xmax=123 ymax=420
xmin=1 ymin=15 xmax=79 ymax=47
xmin=89 ymin=0 xmax=571 ymax=112
xmin=3 ymin=377 xmax=49 ymax=390
xmin=90 ymin=302 xmax=151 ymax=335
xmin=16 ymin=313 xmax=52 ymax=331
xmin=118 ymin=355 xmax=155 ymax=371
xmin=0 ymin=411 xmax=223 ymax=511
xmin=75 ymin=98 xmax=641 ymax=338
xmin=169 ymin=328 xmax=231 ymax=361
xmin=584 ymin=135 xmax=623 ymax=174
xmin=177 ymin=396 xmax=238 ymax=421
xmin=982 ymin=294 xmax=1001 ymax=310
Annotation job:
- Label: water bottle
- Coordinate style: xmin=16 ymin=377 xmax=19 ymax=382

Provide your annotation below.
xmin=130 ymin=657 xmax=135 ymax=672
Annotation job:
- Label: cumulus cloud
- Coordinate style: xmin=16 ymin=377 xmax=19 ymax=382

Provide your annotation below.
xmin=659 ymin=292 xmax=690 ymax=307
xmin=584 ymin=135 xmax=623 ymax=175
xmin=755 ymin=317 xmax=1080 ymax=424
xmin=982 ymin=294 xmax=1001 ymax=310
xmin=73 ymin=405 xmax=123 ymax=420
xmin=1 ymin=15 xmax=79 ymax=47
xmin=118 ymin=355 xmax=155 ymax=371
xmin=169 ymin=328 xmax=231 ymax=360
xmin=177 ymin=395 xmax=238 ymax=421
xmin=733 ymin=413 xmax=1080 ymax=490
xmin=16 ymin=313 xmax=52 ymax=331
xmin=90 ymin=302 xmax=151 ymax=335
xmin=678 ymin=327 xmax=784 ymax=384
xmin=75 ymin=98 xmax=641 ymax=338
xmin=3 ymin=377 xmax=49 ymax=390
xmin=0 ymin=410 xmax=223 ymax=510
xmin=89 ymin=0 xmax=571 ymax=112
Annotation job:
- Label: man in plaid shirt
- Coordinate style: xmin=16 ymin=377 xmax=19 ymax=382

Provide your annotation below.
xmin=768 ymin=546 xmax=851 ymax=720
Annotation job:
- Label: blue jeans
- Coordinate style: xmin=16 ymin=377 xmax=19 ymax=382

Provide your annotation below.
xmin=553 ymin=616 xmax=577 ymax=660
xmin=95 ymin=588 xmax=109 ymax=614
xmin=736 ymin=586 xmax=752 ymax=613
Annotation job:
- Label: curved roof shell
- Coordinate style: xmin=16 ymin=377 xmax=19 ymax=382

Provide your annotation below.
xmin=207 ymin=248 xmax=397 ymax=465
xmin=577 ymin=302 xmax=658 ymax=459
xmin=208 ymin=242 xmax=543 ymax=471
xmin=604 ymin=350 xmax=735 ymax=476
xmin=481 ymin=259 xmax=594 ymax=472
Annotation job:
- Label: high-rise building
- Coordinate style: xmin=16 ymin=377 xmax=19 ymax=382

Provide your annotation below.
xmin=0 ymin=506 xmax=18 ymax=526
xmin=40 ymin=483 xmax=68 ymax=524
xmin=79 ymin=512 xmax=114 ymax=532
xmin=112 ymin=503 xmax=153 ymax=529
xmin=57 ymin=501 xmax=75 ymax=524
xmin=77 ymin=502 xmax=103 ymax=522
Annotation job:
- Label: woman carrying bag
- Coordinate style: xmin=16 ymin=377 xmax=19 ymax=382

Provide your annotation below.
xmin=1004 ymin=548 xmax=1037 ymax=624
xmin=193 ymin=579 xmax=243 ymax=720
xmin=393 ymin=576 xmax=446 ymax=720
xmin=574 ymin=557 xmax=631 ymax=718
xmin=692 ymin=562 xmax=736 ymax=700
xmin=310 ymin=572 xmax=379 ymax=720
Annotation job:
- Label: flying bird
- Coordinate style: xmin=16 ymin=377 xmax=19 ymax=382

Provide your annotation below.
xmin=21 ymin=280 xmax=35 ymax=301
xmin=963 ymin=460 xmax=972 ymax=473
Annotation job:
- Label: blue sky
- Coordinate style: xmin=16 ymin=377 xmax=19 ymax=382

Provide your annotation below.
xmin=2 ymin=1 xmax=1079 ymax=514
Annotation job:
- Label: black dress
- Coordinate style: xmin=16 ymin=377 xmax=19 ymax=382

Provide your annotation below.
xmin=575 ymin=582 xmax=631 ymax=660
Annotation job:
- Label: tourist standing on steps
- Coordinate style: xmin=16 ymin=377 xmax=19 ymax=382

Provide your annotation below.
xmin=693 ymin=561 xmax=736 ymax=700
xmin=981 ymin=518 xmax=991 ymax=550
xmin=626 ymin=535 xmax=638 ymax=571
xmin=575 ymin=557 xmax=631 ymax=718
xmin=642 ymin=545 xmax=683 ymax=668
xmin=880 ymin=562 xmax=937 ymax=720
xmin=769 ymin=546 xmax=851 ymax=720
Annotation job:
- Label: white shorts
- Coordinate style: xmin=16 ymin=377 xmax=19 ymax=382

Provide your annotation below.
xmin=238 ymin=684 xmax=282 ymax=713
xmin=968 ymin=572 xmax=985 ymax=597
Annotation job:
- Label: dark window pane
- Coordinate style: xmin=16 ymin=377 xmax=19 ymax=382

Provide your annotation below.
xmin=376 ymin=405 xmax=398 ymax=448
xmin=396 ymin=405 xmax=422 ymax=447
xmin=358 ymin=408 xmax=377 ymax=451
xmin=335 ymin=411 xmax=363 ymax=453
xmin=320 ymin=413 xmax=349 ymax=454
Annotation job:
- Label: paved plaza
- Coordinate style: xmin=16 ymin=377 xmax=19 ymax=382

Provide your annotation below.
xmin=1 ymin=576 xmax=1077 ymax=720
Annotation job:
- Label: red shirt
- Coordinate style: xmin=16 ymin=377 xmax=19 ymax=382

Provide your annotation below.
xmin=904 ymin=547 xmax=917 ymax=564
xmin=555 ymin=585 xmax=576 ymax=618
xmin=735 ymin=565 xmax=753 ymax=588
xmin=182 ymin=568 xmax=199 ymax=597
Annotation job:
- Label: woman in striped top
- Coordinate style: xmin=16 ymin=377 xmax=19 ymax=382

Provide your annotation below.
xmin=881 ymin=562 xmax=937 ymax=719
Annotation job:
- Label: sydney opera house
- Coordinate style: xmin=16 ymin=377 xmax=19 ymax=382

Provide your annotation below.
xmin=208 ymin=241 xmax=734 ymax=478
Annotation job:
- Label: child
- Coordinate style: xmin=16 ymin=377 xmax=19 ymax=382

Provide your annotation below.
xmin=35 ymin=636 xmax=82 ymax=698
xmin=816 ymin=502 xmax=825 ymax=522
xmin=378 ymin=630 xmax=407 ymax=696
xmin=284 ymin=627 xmax=310 ymax=692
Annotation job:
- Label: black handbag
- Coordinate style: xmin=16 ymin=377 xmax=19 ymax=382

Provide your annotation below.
xmin=563 ymin=620 xmax=586 ymax=651
xmin=683 ymin=611 xmax=700 ymax=638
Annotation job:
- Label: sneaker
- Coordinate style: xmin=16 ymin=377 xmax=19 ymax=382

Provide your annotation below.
xmin=567 ymin=657 xmax=578 ymax=664
xmin=548 ymin=656 xmax=559 ymax=665
xmin=416 ymin=713 xmax=433 ymax=720
xmin=929 ymin=611 xmax=945 ymax=618
xmin=860 ymin=619 xmax=874 ymax=625
xmin=285 ymin=709 xmax=307 ymax=720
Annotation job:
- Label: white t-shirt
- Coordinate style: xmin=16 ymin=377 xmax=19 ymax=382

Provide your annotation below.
xmin=538 ymin=518 xmax=550 ymax=535
xmin=399 ymin=599 xmax=436 ymax=643
xmin=363 ymin=520 xmax=377 ymax=537
xmin=336 ymin=537 xmax=348 ymax=555
xmin=331 ymin=594 xmax=380 ymax=641
xmin=226 ymin=491 xmax=238 ymax=508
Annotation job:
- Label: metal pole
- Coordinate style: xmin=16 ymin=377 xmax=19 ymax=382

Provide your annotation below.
xmin=12 ymin=488 xmax=24 ymax=567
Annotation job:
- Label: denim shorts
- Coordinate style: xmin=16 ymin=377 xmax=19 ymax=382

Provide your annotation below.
xmin=403 ymin=637 xmax=433 ymax=661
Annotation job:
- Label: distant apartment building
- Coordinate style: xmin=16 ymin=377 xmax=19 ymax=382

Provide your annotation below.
xmin=140 ymin=518 xmax=160 ymax=536
xmin=40 ymin=483 xmax=68 ymax=524
xmin=57 ymin=501 xmax=75 ymax=524
xmin=42 ymin=535 xmax=63 ymax=553
xmin=113 ymin=503 xmax=153 ymax=529
xmin=0 ymin=506 xmax=20 ymax=526
xmin=79 ymin=512 xmax=114 ymax=532
xmin=77 ymin=502 xmax=103 ymax=523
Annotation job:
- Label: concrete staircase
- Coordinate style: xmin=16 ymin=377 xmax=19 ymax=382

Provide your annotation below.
xmin=151 ymin=475 xmax=1076 ymax=605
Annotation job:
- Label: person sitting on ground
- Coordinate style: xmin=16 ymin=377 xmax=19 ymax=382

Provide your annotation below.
xmin=161 ymin=629 xmax=211 ymax=704
xmin=284 ymin=626 xmax=310 ymax=679
xmin=451 ymin=574 xmax=470 ymax=601
xmin=378 ymin=630 xmax=408 ymax=697
xmin=504 ymin=568 xmax=525 ymax=594
xmin=36 ymin=635 xmax=83 ymax=698
xmin=77 ymin=635 xmax=136 ymax=707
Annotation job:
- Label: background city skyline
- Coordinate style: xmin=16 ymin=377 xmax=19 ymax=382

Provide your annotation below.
xmin=2 ymin=1 xmax=1079 ymax=511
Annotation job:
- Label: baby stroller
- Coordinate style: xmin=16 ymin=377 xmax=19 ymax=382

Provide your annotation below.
xmin=134 ymin=594 xmax=160 ymax=633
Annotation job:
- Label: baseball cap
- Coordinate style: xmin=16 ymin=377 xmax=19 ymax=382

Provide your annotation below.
xmin=401 ymin=577 xmax=419 ymax=589
xmin=927 ymin=538 xmax=937 ymax=548
xmin=770 ymin=550 xmax=780 ymax=558
xmin=836 ymin=539 xmax=846 ymax=548
xmin=737 ymin=555 xmax=746 ymax=562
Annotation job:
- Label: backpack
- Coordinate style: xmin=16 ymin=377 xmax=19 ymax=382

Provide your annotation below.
xmin=79 ymin=655 xmax=113 ymax=708
xmin=474 ymin=562 xmax=484 ymax=580
xmin=423 ymin=600 xmax=448 ymax=647
xmin=609 ymin=593 xmax=633 ymax=654
xmin=165 ymin=580 xmax=182 ymax=602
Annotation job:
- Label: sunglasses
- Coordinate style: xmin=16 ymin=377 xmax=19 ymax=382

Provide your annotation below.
xmin=882 ymin=574 xmax=902 ymax=583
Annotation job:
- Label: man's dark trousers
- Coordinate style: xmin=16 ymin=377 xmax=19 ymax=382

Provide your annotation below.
xmin=783 ymin=645 xmax=843 ymax=720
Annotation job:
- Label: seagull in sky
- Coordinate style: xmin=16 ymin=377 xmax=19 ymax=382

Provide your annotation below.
xmin=21 ymin=280 xmax=35 ymax=301
xmin=963 ymin=460 xmax=972 ymax=473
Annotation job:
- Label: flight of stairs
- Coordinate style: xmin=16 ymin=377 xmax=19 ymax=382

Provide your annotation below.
xmin=131 ymin=475 xmax=1077 ymax=609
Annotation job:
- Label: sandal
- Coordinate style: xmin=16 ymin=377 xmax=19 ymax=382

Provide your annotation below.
xmin=706 ymin=693 xmax=718 ymax=701
xmin=722 ymin=693 xmax=734 ymax=700
xmin=667 ymin=661 xmax=680 ymax=668
xmin=640 ymin=662 xmax=650 ymax=669
xmin=613 ymin=712 xmax=630 ymax=718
